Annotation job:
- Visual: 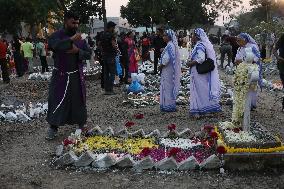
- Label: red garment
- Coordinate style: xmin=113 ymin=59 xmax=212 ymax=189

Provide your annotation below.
xmin=0 ymin=41 xmax=7 ymax=59
xmin=142 ymin=38 xmax=150 ymax=46
xmin=125 ymin=37 xmax=138 ymax=74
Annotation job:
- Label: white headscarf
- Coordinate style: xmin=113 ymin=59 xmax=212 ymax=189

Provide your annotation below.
xmin=161 ymin=29 xmax=181 ymax=98
xmin=194 ymin=28 xmax=216 ymax=62
xmin=238 ymin=33 xmax=258 ymax=46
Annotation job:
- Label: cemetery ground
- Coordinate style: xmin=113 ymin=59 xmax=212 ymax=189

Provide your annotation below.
xmin=0 ymin=71 xmax=284 ymax=189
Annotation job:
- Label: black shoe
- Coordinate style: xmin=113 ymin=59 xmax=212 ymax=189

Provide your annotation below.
xmin=45 ymin=127 xmax=58 ymax=140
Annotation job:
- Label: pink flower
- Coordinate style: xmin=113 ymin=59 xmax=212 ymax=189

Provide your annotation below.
xmin=168 ymin=147 xmax=181 ymax=157
xmin=140 ymin=147 xmax=152 ymax=156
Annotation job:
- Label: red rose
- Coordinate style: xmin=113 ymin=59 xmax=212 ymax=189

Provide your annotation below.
xmin=134 ymin=113 xmax=144 ymax=119
xmin=168 ymin=147 xmax=181 ymax=157
xmin=63 ymin=138 xmax=73 ymax=146
xmin=203 ymin=125 xmax=214 ymax=133
xmin=141 ymin=147 xmax=151 ymax=156
xmin=167 ymin=124 xmax=176 ymax=132
xmin=232 ymin=128 xmax=240 ymax=133
xmin=210 ymin=131 xmax=218 ymax=139
xmin=125 ymin=121 xmax=135 ymax=128
xmin=217 ymin=146 xmax=227 ymax=154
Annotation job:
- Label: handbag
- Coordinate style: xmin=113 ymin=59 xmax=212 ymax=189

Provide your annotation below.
xmin=196 ymin=50 xmax=215 ymax=74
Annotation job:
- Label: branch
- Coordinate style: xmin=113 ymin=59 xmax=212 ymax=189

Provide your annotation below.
xmin=57 ymin=0 xmax=67 ymax=12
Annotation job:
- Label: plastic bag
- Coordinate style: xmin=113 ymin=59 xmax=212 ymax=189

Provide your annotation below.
xmin=131 ymin=73 xmax=138 ymax=81
xmin=149 ymin=50 xmax=154 ymax=61
xmin=127 ymin=80 xmax=145 ymax=94
xmin=115 ymin=56 xmax=122 ymax=77
xmin=137 ymin=73 xmax=145 ymax=85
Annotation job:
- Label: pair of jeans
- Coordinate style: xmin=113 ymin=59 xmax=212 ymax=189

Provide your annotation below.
xmin=0 ymin=58 xmax=10 ymax=83
xmin=26 ymin=57 xmax=34 ymax=73
xmin=220 ymin=44 xmax=232 ymax=68
xmin=103 ymin=55 xmax=116 ymax=92
xmin=40 ymin=56 xmax=49 ymax=73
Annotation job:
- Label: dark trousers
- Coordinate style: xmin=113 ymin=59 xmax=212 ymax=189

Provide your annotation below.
xmin=279 ymin=72 xmax=284 ymax=110
xmin=0 ymin=58 xmax=10 ymax=83
xmin=40 ymin=56 xmax=49 ymax=73
xmin=154 ymin=52 xmax=161 ymax=74
xmin=232 ymin=47 xmax=238 ymax=64
xmin=14 ymin=51 xmax=24 ymax=77
xmin=100 ymin=58 xmax=104 ymax=89
xmin=103 ymin=55 xmax=116 ymax=92
xmin=280 ymin=73 xmax=284 ymax=87
xmin=220 ymin=45 xmax=232 ymax=68
xmin=120 ymin=55 xmax=129 ymax=82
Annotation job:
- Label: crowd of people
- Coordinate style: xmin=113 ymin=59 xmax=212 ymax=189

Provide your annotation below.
xmin=0 ymin=36 xmax=50 ymax=83
xmin=0 ymin=11 xmax=283 ymax=140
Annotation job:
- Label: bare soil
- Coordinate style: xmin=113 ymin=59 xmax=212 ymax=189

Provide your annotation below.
xmin=0 ymin=71 xmax=284 ymax=189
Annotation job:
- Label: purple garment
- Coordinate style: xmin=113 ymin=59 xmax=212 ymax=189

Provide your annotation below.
xmin=55 ymin=30 xmax=86 ymax=106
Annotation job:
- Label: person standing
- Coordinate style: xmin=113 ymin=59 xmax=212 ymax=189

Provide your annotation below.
xmin=118 ymin=32 xmax=129 ymax=83
xmin=153 ymin=28 xmax=167 ymax=74
xmin=0 ymin=36 xmax=10 ymax=83
xmin=141 ymin=32 xmax=151 ymax=62
xmin=46 ymin=11 xmax=92 ymax=140
xmin=274 ymin=33 xmax=284 ymax=89
xmin=235 ymin=33 xmax=262 ymax=110
xmin=125 ymin=32 xmax=138 ymax=77
xmin=101 ymin=21 xmax=117 ymax=95
xmin=220 ymin=34 xmax=232 ymax=69
xmin=36 ymin=38 xmax=49 ymax=73
xmin=13 ymin=36 xmax=24 ymax=77
xmin=159 ymin=29 xmax=181 ymax=112
xmin=21 ymin=38 xmax=34 ymax=73
xmin=187 ymin=28 xmax=221 ymax=117
xmin=94 ymin=31 xmax=104 ymax=89
xmin=227 ymin=36 xmax=239 ymax=65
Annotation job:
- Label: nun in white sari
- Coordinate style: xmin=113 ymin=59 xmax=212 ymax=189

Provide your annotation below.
xmin=235 ymin=33 xmax=262 ymax=110
xmin=159 ymin=29 xmax=181 ymax=112
xmin=187 ymin=28 xmax=221 ymax=116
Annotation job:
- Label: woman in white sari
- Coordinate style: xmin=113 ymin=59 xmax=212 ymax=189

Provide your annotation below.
xmin=235 ymin=33 xmax=262 ymax=110
xmin=187 ymin=28 xmax=221 ymax=117
xmin=159 ymin=29 xmax=181 ymax=112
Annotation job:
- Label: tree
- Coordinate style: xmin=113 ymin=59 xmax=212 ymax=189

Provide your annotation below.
xmin=0 ymin=0 xmax=103 ymax=36
xmin=121 ymin=0 xmax=242 ymax=30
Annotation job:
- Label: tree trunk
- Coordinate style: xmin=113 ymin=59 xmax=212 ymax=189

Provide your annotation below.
xmin=102 ymin=0 xmax=107 ymax=30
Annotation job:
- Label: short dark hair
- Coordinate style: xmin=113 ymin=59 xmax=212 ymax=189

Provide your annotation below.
xmin=64 ymin=11 xmax=79 ymax=21
xmin=107 ymin=21 xmax=116 ymax=29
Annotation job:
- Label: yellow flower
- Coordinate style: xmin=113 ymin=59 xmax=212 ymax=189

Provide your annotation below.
xmin=73 ymin=136 xmax=158 ymax=155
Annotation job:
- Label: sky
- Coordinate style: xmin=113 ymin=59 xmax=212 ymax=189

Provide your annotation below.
xmin=106 ymin=0 xmax=252 ymax=26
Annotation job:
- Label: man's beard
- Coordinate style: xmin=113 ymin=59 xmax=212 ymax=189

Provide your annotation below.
xmin=66 ymin=28 xmax=77 ymax=36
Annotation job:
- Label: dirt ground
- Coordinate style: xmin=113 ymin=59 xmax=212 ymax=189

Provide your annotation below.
xmin=0 ymin=70 xmax=284 ymax=189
